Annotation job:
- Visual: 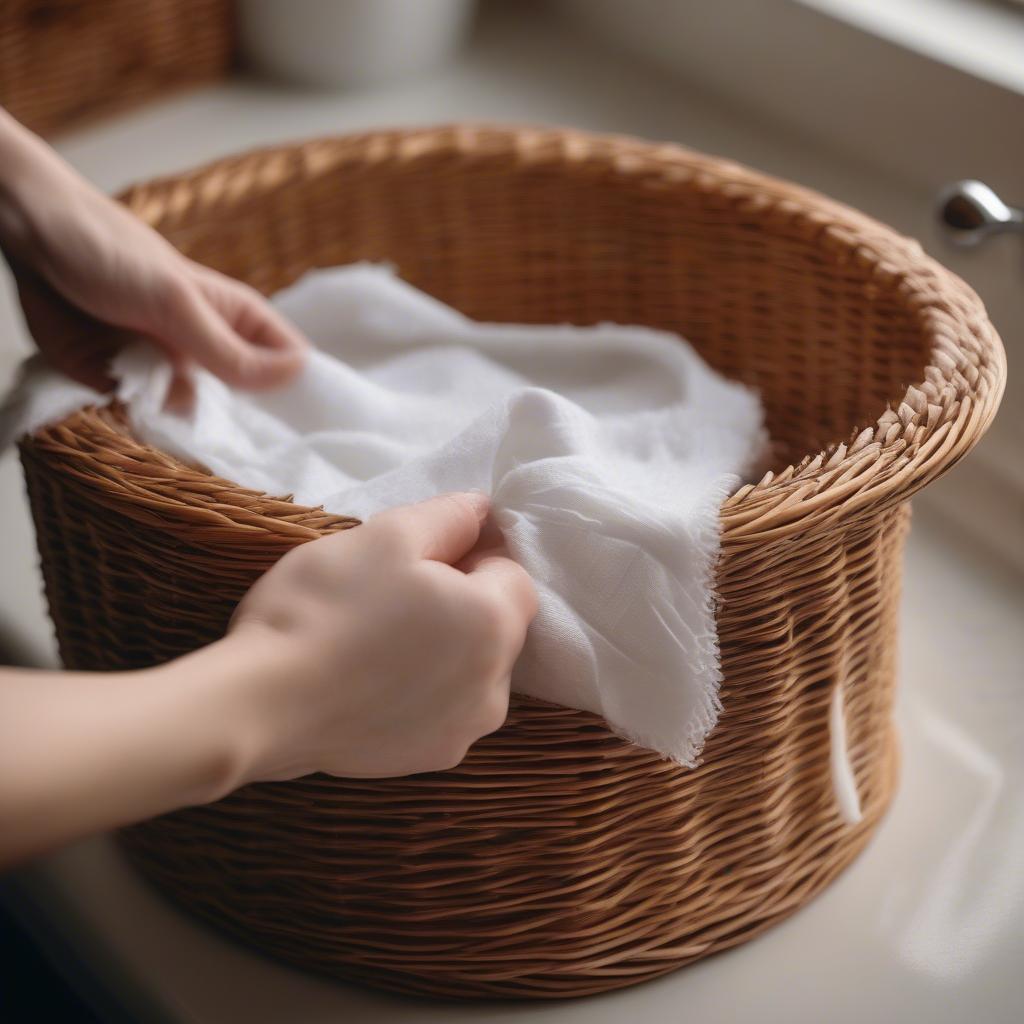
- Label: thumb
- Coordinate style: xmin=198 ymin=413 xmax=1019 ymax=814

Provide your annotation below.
xmin=369 ymin=492 xmax=491 ymax=565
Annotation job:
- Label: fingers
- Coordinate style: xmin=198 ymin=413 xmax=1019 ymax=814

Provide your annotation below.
xmin=464 ymin=551 xmax=539 ymax=630
xmin=229 ymin=282 xmax=310 ymax=356
xmin=369 ymin=492 xmax=490 ymax=565
xmin=161 ymin=274 xmax=307 ymax=390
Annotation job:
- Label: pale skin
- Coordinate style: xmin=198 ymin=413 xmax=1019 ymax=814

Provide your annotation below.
xmin=0 ymin=109 xmax=538 ymax=869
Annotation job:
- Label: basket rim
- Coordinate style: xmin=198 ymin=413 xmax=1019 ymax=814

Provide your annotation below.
xmin=23 ymin=125 xmax=1007 ymax=548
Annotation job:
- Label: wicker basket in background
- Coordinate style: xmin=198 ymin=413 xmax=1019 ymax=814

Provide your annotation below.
xmin=19 ymin=127 xmax=1005 ymax=998
xmin=0 ymin=0 xmax=234 ymax=137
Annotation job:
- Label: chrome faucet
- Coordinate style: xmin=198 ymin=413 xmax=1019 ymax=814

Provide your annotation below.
xmin=938 ymin=180 xmax=1024 ymax=247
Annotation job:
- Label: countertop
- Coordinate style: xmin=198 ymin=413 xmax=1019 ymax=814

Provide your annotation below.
xmin=1 ymin=5 xmax=1022 ymax=1021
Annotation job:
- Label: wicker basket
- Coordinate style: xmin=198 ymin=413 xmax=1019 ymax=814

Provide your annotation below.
xmin=0 ymin=0 xmax=234 ymax=137
xmin=19 ymin=127 xmax=1005 ymax=999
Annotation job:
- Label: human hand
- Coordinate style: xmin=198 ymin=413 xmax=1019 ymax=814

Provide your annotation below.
xmin=198 ymin=492 xmax=538 ymax=783
xmin=0 ymin=493 xmax=536 ymax=864
xmin=0 ymin=109 xmax=307 ymax=391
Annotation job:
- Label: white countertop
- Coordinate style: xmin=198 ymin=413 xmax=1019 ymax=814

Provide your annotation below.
xmin=2 ymin=4 xmax=1022 ymax=1021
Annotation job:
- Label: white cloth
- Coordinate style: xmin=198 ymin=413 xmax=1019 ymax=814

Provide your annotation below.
xmin=4 ymin=264 xmax=768 ymax=769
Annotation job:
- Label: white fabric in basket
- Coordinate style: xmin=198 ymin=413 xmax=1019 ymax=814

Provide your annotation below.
xmin=7 ymin=264 xmax=771 ymax=770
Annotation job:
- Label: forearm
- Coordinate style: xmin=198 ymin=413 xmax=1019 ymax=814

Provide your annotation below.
xmin=0 ymin=106 xmax=46 ymax=191
xmin=0 ymin=639 xmax=259 ymax=868
xmin=0 ymin=106 xmax=82 ymax=268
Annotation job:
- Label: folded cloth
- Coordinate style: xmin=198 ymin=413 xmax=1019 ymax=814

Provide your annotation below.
xmin=5 ymin=264 xmax=768 ymax=769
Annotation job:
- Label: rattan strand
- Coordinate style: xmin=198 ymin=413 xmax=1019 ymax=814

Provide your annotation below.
xmin=19 ymin=126 xmax=1004 ymax=999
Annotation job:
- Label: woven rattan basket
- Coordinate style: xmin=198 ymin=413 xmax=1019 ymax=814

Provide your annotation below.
xmin=0 ymin=0 xmax=233 ymax=137
xmin=19 ymin=126 xmax=1005 ymax=999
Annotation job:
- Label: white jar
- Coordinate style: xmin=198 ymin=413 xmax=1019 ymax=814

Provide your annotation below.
xmin=239 ymin=0 xmax=476 ymax=90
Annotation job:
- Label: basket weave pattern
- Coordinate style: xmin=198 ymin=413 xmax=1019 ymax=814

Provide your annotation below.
xmin=20 ymin=127 xmax=1004 ymax=998
xmin=0 ymin=0 xmax=233 ymax=137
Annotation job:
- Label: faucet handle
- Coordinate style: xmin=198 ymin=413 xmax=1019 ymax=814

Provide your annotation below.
xmin=938 ymin=180 xmax=1024 ymax=247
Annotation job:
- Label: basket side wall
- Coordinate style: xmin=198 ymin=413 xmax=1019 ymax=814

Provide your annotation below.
xmin=20 ymin=441 xmax=906 ymax=997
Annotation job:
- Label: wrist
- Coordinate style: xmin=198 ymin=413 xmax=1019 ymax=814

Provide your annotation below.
xmin=157 ymin=630 xmax=306 ymax=798
xmin=146 ymin=638 xmax=272 ymax=804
